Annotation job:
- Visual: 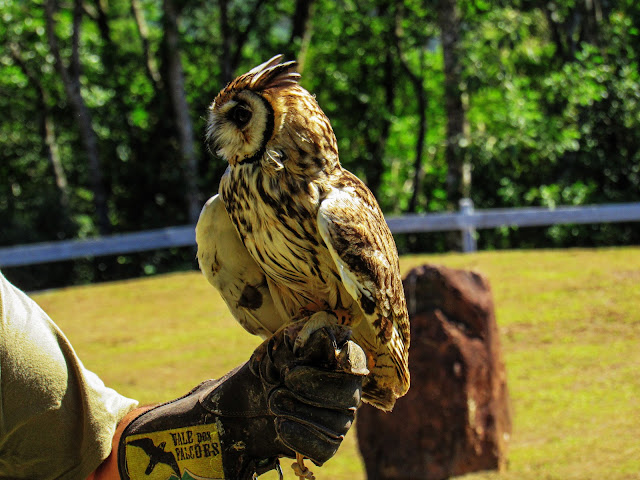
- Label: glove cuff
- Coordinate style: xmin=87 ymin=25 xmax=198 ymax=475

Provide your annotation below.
xmin=117 ymin=364 xmax=285 ymax=480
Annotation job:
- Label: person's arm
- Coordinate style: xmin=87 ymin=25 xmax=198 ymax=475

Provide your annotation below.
xmin=87 ymin=407 xmax=154 ymax=480
xmin=0 ymin=270 xmax=139 ymax=480
xmin=91 ymin=320 xmax=367 ymax=480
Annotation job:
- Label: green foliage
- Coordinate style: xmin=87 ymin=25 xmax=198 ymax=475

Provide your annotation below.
xmin=459 ymin=4 xmax=640 ymax=250
xmin=1 ymin=0 xmax=640 ymax=289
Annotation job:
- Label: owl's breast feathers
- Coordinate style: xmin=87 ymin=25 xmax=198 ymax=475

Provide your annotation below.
xmin=220 ymin=163 xmax=340 ymax=313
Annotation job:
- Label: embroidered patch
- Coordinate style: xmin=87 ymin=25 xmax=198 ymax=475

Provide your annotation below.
xmin=125 ymin=422 xmax=224 ymax=480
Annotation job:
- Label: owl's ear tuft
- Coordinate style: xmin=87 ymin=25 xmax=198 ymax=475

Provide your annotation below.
xmin=212 ymin=56 xmax=300 ymax=109
xmin=247 ymin=54 xmax=285 ymax=75
xmin=248 ymin=56 xmax=301 ymax=91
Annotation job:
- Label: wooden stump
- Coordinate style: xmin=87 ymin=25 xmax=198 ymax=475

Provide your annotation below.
xmin=356 ymin=264 xmax=511 ymax=480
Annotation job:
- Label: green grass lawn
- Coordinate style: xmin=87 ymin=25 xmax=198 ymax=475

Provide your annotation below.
xmin=32 ymin=247 xmax=640 ymax=480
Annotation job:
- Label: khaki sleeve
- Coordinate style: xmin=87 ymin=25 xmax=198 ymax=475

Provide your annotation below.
xmin=0 ymin=271 xmax=138 ymax=479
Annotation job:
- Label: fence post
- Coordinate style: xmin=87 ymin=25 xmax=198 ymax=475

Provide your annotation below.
xmin=459 ymin=198 xmax=477 ymax=253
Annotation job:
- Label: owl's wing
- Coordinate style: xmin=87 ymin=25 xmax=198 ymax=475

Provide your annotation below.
xmin=196 ymin=195 xmax=285 ymax=338
xmin=317 ymin=172 xmax=410 ymax=404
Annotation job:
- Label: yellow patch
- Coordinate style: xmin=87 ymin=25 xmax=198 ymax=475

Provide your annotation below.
xmin=124 ymin=423 xmax=224 ymax=480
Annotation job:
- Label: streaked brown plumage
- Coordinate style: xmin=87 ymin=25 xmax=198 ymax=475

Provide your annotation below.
xmin=199 ymin=55 xmax=409 ymax=411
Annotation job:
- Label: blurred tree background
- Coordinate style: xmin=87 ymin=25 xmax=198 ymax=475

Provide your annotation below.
xmin=1 ymin=0 xmax=639 ymax=289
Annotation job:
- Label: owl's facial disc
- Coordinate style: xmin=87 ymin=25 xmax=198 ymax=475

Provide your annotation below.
xmin=207 ymin=90 xmax=274 ymax=167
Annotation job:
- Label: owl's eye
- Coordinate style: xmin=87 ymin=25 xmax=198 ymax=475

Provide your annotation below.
xmin=229 ymin=104 xmax=252 ymax=128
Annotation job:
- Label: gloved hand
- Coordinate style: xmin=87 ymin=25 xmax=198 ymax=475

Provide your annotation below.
xmin=118 ymin=319 xmax=368 ymax=480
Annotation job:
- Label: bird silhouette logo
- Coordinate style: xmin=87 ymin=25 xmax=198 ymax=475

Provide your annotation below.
xmin=128 ymin=437 xmax=181 ymax=477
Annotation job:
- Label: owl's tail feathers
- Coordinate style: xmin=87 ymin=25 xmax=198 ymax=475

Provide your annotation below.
xmin=361 ymin=378 xmax=399 ymax=412
xmin=359 ymin=325 xmax=410 ymax=412
xmin=389 ymin=321 xmax=411 ymax=395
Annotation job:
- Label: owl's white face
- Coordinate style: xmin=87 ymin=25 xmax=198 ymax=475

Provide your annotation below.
xmin=206 ymin=90 xmax=274 ymax=167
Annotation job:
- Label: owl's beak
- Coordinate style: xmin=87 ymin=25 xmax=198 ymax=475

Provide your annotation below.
xmin=205 ymin=122 xmax=225 ymax=163
xmin=206 ymin=137 xmax=220 ymax=157
xmin=205 ymin=109 xmax=223 ymax=159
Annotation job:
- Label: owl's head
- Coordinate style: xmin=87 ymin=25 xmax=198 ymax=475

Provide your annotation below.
xmin=206 ymin=55 xmax=339 ymax=174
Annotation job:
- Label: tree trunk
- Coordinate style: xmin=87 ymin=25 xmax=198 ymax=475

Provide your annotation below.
xmin=9 ymin=43 xmax=69 ymax=210
xmin=438 ymin=0 xmax=470 ymax=249
xmin=131 ymin=0 xmax=163 ymax=90
xmin=217 ymin=0 xmax=268 ymax=85
xmin=218 ymin=0 xmax=233 ymax=84
xmin=362 ymin=1 xmax=396 ymax=200
xmin=543 ymin=0 xmax=607 ymax=64
xmin=394 ymin=8 xmax=428 ymax=213
xmin=408 ymin=84 xmax=427 ymax=213
xmin=163 ymin=0 xmax=201 ymax=224
xmin=44 ymin=0 xmax=111 ymax=234
xmin=363 ymin=47 xmax=395 ymax=201
xmin=289 ymin=0 xmax=316 ymax=73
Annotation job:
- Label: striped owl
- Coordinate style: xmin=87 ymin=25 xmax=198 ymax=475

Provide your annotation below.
xmin=198 ymin=55 xmax=409 ymax=411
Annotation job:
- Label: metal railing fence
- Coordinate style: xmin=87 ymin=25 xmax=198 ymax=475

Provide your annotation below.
xmin=1 ymin=200 xmax=639 ymax=268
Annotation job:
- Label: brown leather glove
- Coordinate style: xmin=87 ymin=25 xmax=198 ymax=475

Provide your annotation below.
xmin=117 ymin=321 xmax=367 ymax=480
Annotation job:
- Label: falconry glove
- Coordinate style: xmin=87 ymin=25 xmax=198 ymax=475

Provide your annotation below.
xmin=117 ymin=321 xmax=367 ymax=480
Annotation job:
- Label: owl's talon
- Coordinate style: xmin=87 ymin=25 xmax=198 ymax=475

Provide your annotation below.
xmin=293 ymin=311 xmax=338 ymax=354
xmin=292 ymin=454 xmax=315 ymax=480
